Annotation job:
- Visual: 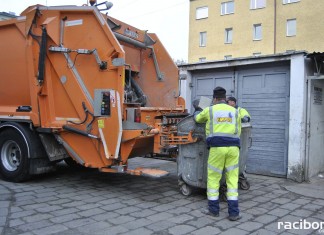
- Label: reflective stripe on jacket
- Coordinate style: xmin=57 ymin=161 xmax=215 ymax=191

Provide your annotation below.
xmin=195 ymin=102 xmax=241 ymax=147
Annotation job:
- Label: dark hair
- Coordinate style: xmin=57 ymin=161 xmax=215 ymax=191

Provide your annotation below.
xmin=227 ymin=96 xmax=236 ymax=103
xmin=213 ymin=86 xmax=226 ymax=99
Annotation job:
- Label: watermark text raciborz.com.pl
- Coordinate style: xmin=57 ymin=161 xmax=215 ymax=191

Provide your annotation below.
xmin=278 ymin=219 xmax=324 ymax=233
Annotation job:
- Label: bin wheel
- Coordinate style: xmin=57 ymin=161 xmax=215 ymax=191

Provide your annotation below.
xmin=239 ymin=180 xmax=250 ymax=190
xmin=180 ymin=183 xmax=193 ymax=196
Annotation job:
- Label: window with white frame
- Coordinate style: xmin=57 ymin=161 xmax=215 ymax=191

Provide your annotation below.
xmin=196 ymin=6 xmax=208 ymax=20
xmin=253 ymin=24 xmax=262 ymax=40
xmin=250 ymin=0 xmax=266 ymax=9
xmin=287 ymin=19 xmax=296 ymax=36
xmin=199 ymin=32 xmax=207 ymax=47
xmin=283 ymin=0 xmax=299 ymax=4
xmin=225 ymin=28 xmax=233 ymax=43
xmin=199 ymin=57 xmax=206 ymax=62
xmin=221 ymin=1 xmax=234 ymax=15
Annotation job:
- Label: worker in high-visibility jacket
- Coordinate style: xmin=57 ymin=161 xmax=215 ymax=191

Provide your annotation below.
xmin=194 ymin=87 xmax=246 ymax=221
xmin=227 ymin=96 xmax=251 ymax=136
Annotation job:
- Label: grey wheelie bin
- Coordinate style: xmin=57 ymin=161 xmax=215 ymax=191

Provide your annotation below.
xmin=177 ymin=115 xmax=252 ymax=196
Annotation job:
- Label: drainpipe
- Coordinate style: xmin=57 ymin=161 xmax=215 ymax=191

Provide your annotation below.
xmin=304 ymin=78 xmax=311 ymax=182
xmin=274 ymin=0 xmax=277 ymax=54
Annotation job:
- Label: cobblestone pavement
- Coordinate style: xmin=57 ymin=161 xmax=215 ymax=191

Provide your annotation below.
xmin=0 ymin=157 xmax=324 ymax=235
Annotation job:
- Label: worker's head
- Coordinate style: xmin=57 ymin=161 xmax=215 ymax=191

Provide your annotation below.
xmin=213 ymin=86 xmax=226 ymax=104
xmin=227 ymin=96 xmax=237 ymax=107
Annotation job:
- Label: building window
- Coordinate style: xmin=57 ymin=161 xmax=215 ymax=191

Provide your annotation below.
xmin=221 ymin=1 xmax=234 ymax=15
xmin=199 ymin=57 xmax=206 ymax=62
xmin=225 ymin=28 xmax=233 ymax=43
xmin=196 ymin=6 xmax=208 ymax=20
xmin=283 ymin=0 xmax=300 ymax=4
xmin=253 ymin=24 xmax=262 ymax=40
xmin=287 ymin=19 xmax=296 ymax=36
xmin=224 ymin=55 xmax=232 ymax=60
xmin=199 ymin=32 xmax=207 ymax=47
xmin=250 ymin=0 xmax=266 ymax=9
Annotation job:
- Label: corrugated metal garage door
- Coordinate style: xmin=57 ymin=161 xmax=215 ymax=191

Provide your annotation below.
xmin=191 ymin=65 xmax=290 ymax=177
xmin=238 ymin=66 xmax=290 ymax=177
xmin=192 ymin=71 xmax=234 ymax=101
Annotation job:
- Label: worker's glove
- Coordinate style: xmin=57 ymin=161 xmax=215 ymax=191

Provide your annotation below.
xmin=241 ymin=116 xmax=250 ymax=123
xmin=192 ymin=99 xmax=202 ymax=112
xmin=193 ymin=110 xmax=201 ymax=119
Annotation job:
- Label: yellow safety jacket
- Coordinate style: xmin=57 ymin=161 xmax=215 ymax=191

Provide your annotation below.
xmin=195 ymin=102 xmax=241 ymax=147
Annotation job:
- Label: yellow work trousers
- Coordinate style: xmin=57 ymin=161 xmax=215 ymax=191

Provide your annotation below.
xmin=207 ymin=146 xmax=240 ymax=215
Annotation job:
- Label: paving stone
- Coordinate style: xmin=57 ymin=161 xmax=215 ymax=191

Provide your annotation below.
xmin=16 ymin=220 xmax=53 ymax=232
xmin=8 ymin=218 xmax=25 ymax=227
xmin=10 ymin=210 xmax=36 ymax=219
xmin=108 ymin=215 xmax=136 ymax=225
xmin=0 ymin=208 xmax=8 ymax=216
xmin=152 ymin=204 xmax=175 ymax=212
xmin=253 ymin=214 xmax=278 ymax=224
xmin=51 ymin=208 xmax=79 ymax=216
xmin=250 ymin=228 xmax=278 ymax=235
xmin=252 ymin=196 xmax=272 ymax=203
xmin=290 ymin=209 xmax=313 ymax=218
xmin=63 ymin=218 xmax=96 ymax=229
xmin=237 ymin=221 xmax=263 ymax=232
xmin=23 ymin=213 xmax=53 ymax=223
xmin=146 ymin=220 xmax=177 ymax=232
xmin=280 ymin=203 xmax=301 ymax=210
xmin=0 ymin=216 xmax=6 ymax=226
xmin=35 ymin=205 xmax=62 ymax=213
xmin=188 ymin=217 xmax=215 ymax=228
xmin=167 ymin=214 xmax=194 ymax=224
xmin=0 ymin=201 xmax=10 ymax=208
xmin=114 ymin=206 xmax=141 ymax=215
xmin=95 ymin=225 xmax=129 ymax=235
xmin=301 ymin=203 xmax=322 ymax=211
xmin=313 ymin=199 xmax=324 ymax=206
xmin=77 ymin=208 xmax=106 ymax=217
xmin=49 ymin=213 xmax=81 ymax=223
xmin=148 ymin=212 xmax=174 ymax=222
xmin=33 ymin=224 xmax=68 ymax=235
xmin=168 ymin=224 xmax=196 ymax=235
xmin=293 ymin=198 xmax=311 ymax=205
xmin=191 ymin=226 xmax=221 ymax=235
xmin=129 ymin=209 xmax=156 ymax=218
xmin=75 ymin=221 xmax=112 ymax=234
xmin=122 ymin=218 xmax=152 ymax=230
xmin=258 ymin=202 xmax=280 ymax=210
xmin=219 ymin=228 xmax=249 ymax=235
xmin=245 ymin=207 xmax=269 ymax=216
xmin=91 ymin=212 xmax=119 ymax=221
xmin=271 ymin=198 xmax=292 ymax=205
xmin=267 ymin=208 xmax=290 ymax=217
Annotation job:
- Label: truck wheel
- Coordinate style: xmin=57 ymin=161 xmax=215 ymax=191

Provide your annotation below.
xmin=0 ymin=128 xmax=31 ymax=182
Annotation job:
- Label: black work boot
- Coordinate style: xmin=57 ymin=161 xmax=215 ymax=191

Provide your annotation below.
xmin=228 ymin=215 xmax=242 ymax=221
xmin=201 ymin=208 xmax=219 ymax=217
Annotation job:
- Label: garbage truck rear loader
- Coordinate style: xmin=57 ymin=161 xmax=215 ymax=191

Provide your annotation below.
xmin=0 ymin=4 xmax=189 ymax=182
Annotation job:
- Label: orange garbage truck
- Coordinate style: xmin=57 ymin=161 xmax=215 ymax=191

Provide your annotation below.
xmin=0 ymin=3 xmax=194 ymax=182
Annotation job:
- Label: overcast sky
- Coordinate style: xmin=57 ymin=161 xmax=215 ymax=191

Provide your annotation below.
xmin=0 ymin=0 xmax=189 ymax=61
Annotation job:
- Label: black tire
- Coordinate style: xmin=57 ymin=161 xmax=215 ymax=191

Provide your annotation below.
xmin=0 ymin=126 xmax=31 ymax=182
xmin=239 ymin=180 xmax=250 ymax=190
xmin=180 ymin=183 xmax=193 ymax=196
